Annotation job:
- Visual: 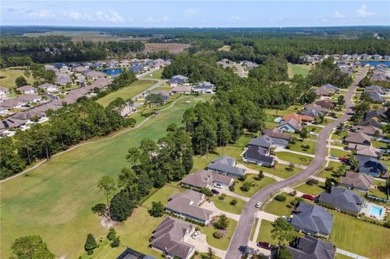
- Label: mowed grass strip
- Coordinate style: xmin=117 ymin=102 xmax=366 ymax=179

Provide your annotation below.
xmin=0 ymin=95 xmax=205 ymax=259
xmin=0 ymin=68 xmax=33 ymax=89
xmin=97 ymin=79 xmax=157 ymax=107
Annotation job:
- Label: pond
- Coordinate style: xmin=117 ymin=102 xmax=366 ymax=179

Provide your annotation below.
xmin=103 ymin=68 xmax=123 ymax=76
xmin=359 ymin=61 xmax=390 ymax=67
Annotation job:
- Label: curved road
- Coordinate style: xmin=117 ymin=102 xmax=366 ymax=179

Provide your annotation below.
xmin=226 ymin=67 xmax=369 ymax=258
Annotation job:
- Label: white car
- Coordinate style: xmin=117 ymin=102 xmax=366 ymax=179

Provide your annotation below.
xmin=192 ymin=231 xmax=200 ymax=239
xmin=214 ymin=183 xmax=223 ymax=189
xmin=255 ymin=202 xmax=262 ymax=208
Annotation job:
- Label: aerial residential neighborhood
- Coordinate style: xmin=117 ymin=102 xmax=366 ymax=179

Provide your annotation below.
xmin=1 ymin=1 xmax=390 ymax=259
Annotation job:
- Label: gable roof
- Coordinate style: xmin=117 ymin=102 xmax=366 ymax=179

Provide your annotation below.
xmin=181 ymin=170 xmax=232 ymax=189
xmin=288 ymin=235 xmax=335 ymax=259
xmin=243 ymin=146 xmax=274 ymax=166
xmin=17 ymin=85 xmax=36 ymax=92
xmin=341 ymin=172 xmax=374 ymax=191
xmin=151 ymin=217 xmax=194 ymax=259
xmin=344 ymin=132 xmax=371 ymax=145
xmin=318 ymin=187 xmax=364 ymax=215
xmin=279 ymin=118 xmax=302 ymax=132
xmin=248 ymin=135 xmax=273 ymax=148
xmin=350 ymin=125 xmax=383 ymax=136
xmin=207 ymin=156 xmax=246 ymax=176
xmin=357 ymin=156 xmax=388 ymax=176
xmin=262 ymin=128 xmax=292 ymax=141
xmin=290 ymin=202 xmax=333 ymax=236
xmin=315 ymin=100 xmax=334 ymax=109
xmin=305 ymin=103 xmax=329 ymax=113
xmin=38 ymin=83 xmax=57 ymax=90
xmin=367 ymin=91 xmax=385 ymax=103
xmin=321 ymin=84 xmax=338 ymax=92
xmin=283 ymin=113 xmax=314 ymax=122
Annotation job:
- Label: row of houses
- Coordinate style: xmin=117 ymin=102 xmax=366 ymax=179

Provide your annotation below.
xmin=303 ymin=54 xmax=390 ymax=64
xmin=370 ymin=65 xmax=390 ymax=83
xmin=168 ymin=75 xmax=216 ymax=94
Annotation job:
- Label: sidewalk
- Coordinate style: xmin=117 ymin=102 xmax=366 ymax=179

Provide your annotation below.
xmin=217 ymin=187 xmax=250 ymax=202
xmin=200 ymin=201 xmax=241 ymax=221
xmin=336 ymin=248 xmax=369 ymax=259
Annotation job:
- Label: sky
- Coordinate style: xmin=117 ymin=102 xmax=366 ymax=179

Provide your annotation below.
xmin=1 ymin=0 xmax=389 ymax=27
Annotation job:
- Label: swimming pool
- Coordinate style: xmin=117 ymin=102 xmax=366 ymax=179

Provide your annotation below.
xmin=370 ymin=205 xmax=383 ymax=218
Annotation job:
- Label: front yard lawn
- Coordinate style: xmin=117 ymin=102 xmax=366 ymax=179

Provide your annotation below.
xmin=330 ymin=211 xmax=390 ymax=259
xmin=264 ymin=192 xmax=295 ymax=216
xmin=294 ymin=183 xmax=326 ymax=196
xmin=276 ymin=152 xmax=313 ymax=166
xmin=287 ymin=139 xmax=316 ymax=154
xmin=243 ymin=163 xmax=302 ymax=179
xmin=234 ymin=175 xmax=277 ymax=197
xmin=372 ymin=140 xmax=389 ymax=149
xmin=256 ymin=220 xmax=276 ymax=244
xmin=200 ymin=216 xmax=238 ymax=250
xmin=329 ymin=148 xmax=350 ymax=158
xmin=212 ymin=195 xmax=246 ymax=215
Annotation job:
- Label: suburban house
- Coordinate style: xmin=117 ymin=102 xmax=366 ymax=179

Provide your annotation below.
xmin=17 ymin=85 xmax=37 ymax=95
xmin=117 ymin=247 xmax=155 ymax=259
xmin=290 ymin=202 xmax=333 ymax=238
xmin=150 ymin=217 xmax=195 ymax=259
xmin=206 ymin=156 xmax=246 ymax=178
xmin=348 ymin=145 xmax=379 ymax=159
xmin=278 ymin=118 xmax=302 ymax=133
xmin=304 ymin=103 xmax=329 ymax=115
xmin=242 ymin=146 xmax=275 ymax=167
xmin=38 ymin=83 xmax=59 ymax=93
xmin=150 ymin=90 xmax=171 ymax=103
xmin=365 ymin=85 xmax=384 ymax=95
xmin=283 ymin=113 xmax=315 ymax=124
xmin=287 ymin=235 xmax=336 ymax=259
xmin=0 ymin=87 xmax=8 ymax=97
xmin=74 ymin=66 xmax=89 ymax=73
xmin=366 ymin=91 xmax=385 ymax=103
xmin=262 ymin=128 xmax=292 ymax=147
xmin=172 ymin=86 xmax=192 ymax=94
xmin=55 ymin=74 xmax=72 ymax=86
xmin=317 ymin=187 xmax=364 ymax=216
xmin=341 ymin=172 xmax=374 ymax=192
xmin=168 ymin=75 xmax=189 ymax=87
xmin=165 ymin=190 xmax=213 ymax=225
xmin=360 ymin=108 xmax=388 ymax=128
xmin=314 ymin=84 xmax=338 ymax=97
xmin=120 ymin=103 xmax=141 ymax=117
xmin=344 ymin=132 xmax=371 ymax=146
xmin=181 ymin=170 xmax=234 ymax=189
xmin=321 ymin=84 xmax=339 ymax=93
xmin=192 ymin=82 xmax=216 ymax=94
xmin=247 ymin=135 xmax=274 ymax=149
xmin=83 ymin=70 xmax=106 ymax=80
xmin=315 ymin=100 xmax=335 ymax=110
xmin=350 ymin=125 xmax=383 ymax=137
xmin=357 ymin=156 xmax=388 ymax=177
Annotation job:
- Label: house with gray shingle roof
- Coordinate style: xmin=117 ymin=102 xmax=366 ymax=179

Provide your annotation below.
xmin=290 ymin=202 xmax=333 ymax=238
xmin=243 ymin=146 xmax=275 ymax=167
xmin=168 ymin=75 xmax=189 ymax=87
xmin=181 ymin=170 xmax=233 ymax=189
xmin=344 ymin=132 xmax=371 ymax=146
xmin=262 ymin=128 xmax=292 ymax=147
xmin=341 ymin=172 xmax=374 ymax=192
xmin=206 ymin=156 xmax=246 ymax=177
xmin=278 ymin=118 xmax=302 ymax=133
xmin=151 ymin=217 xmax=195 ymax=259
xmin=17 ymin=85 xmax=37 ymax=95
xmin=317 ymin=187 xmax=364 ymax=216
xmin=357 ymin=156 xmax=387 ymax=177
xmin=165 ymin=190 xmax=213 ymax=225
xmin=288 ymin=235 xmax=335 ymax=259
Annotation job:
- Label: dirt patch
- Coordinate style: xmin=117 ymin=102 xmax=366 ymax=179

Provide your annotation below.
xmin=100 ymin=217 xmax=117 ymax=228
xmin=144 ymin=43 xmax=191 ymax=54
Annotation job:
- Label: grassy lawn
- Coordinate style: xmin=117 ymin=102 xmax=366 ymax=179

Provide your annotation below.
xmin=287 ymin=63 xmax=313 ymax=78
xmin=329 ymin=148 xmax=350 ymax=158
xmin=276 ymin=152 xmax=313 ymax=166
xmin=97 ymin=80 xmax=157 ymax=107
xmin=305 ymin=126 xmax=321 ymax=133
xmin=212 ymin=195 xmax=246 ymax=215
xmin=330 ymin=211 xmax=390 ymax=259
xmin=250 ymin=218 xmax=259 ymax=241
xmin=368 ymin=180 xmax=389 ymax=199
xmin=234 ymin=175 xmax=277 ymax=197
xmin=264 ymin=192 xmax=295 ymax=216
xmin=142 ymin=68 xmax=164 ymax=79
xmin=256 ymin=220 xmax=276 ymax=244
xmin=294 ymin=183 xmax=326 ymax=196
xmin=199 ymin=217 xmax=238 ymax=250
xmin=0 ymin=68 xmax=33 ymax=89
xmin=141 ymin=184 xmax=183 ymax=210
xmin=287 ymin=139 xmax=316 ymax=154
xmin=372 ymin=140 xmax=389 ymax=149
xmin=0 ymin=95 xmax=207 ymax=259
xmin=244 ymin=163 xmax=302 ymax=179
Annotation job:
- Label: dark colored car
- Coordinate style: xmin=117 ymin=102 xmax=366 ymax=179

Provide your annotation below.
xmin=257 ymin=242 xmax=272 ymax=250
xmin=211 ymin=189 xmax=220 ymax=195
xmin=302 ymin=194 xmax=316 ymax=201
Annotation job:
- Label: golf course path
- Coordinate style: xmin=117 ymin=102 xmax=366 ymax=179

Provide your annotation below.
xmin=0 ymin=95 xmax=186 ymax=183
xmin=225 ymin=67 xmax=369 ymax=258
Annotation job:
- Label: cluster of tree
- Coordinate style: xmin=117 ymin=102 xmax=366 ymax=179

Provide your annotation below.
xmin=96 ymin=124 xmax=193 ymax=222
xmin=11 ymin=235 xmax=55 ymax=259
xmin=249 ymin=56 xmax=288 ymax=82
xmin=0 ymin=100 xmax=135 ymax=179
xmin=30 ymin=63 xmax=56 ymax=85
xmin=307 ymin=57 xmax=353 ymax=88
xmin=0 ymin=36 xmax=145 ymax=65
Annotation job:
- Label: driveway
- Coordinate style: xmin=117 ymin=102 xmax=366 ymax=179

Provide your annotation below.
xmin=225 ymin=67 xmax=369 ymax=258
xmin=186 ymin=233 xmax=227 ymax=258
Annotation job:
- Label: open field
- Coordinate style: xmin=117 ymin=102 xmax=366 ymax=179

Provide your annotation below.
xmin=97 ymin=79 xmax=156 ymax=107
xmin=0 ymin=95 xmax=207 ymax=259
xmin=212 ymin=195 xmax=246 ymax=215
xmin=218 ymin=45 xmax=231 ymax=51
xmin=0 ymin=68 xmax=33 ymax=89
xmin=234 ymin=175 xmax=277 ymax=197
xmin=264 ymin=192 xmax=295 ymax=216
xmin=144 ymin=43 xmax=191 ymax=54
xmin=24 ymin=31 xmax=148 ymax=42
xmin=287 ymin=63 xmax=313 ymax=78
xmin=330 ymin=211 xmax=390 ymax=259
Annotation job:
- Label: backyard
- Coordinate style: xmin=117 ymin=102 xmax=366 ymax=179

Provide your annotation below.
xmin=287 ymin=63 xmax=313 ymax=78
xmin=0 ymin=95 xmax=206 ymax=259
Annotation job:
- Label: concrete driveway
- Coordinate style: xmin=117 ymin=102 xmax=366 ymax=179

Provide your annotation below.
xmin=225 ymin=67 xmax=369 ymax=258
xmin=186 ymin=233 xmax=227 ymax=258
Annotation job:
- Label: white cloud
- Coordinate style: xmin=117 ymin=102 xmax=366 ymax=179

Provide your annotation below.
xmin=231 ymin=16 xmax=241 ymax=21
xmin=63 ymin=10 xmax=94 ymax=21
xmin=334 ymin=11 xmax=346 ymax=19
xmin=96 ymin=10 xmax=125 ymax=23
xmin=63 ymin=9 xmax=124 ymax=23
xmin=27 ymin=9 xmax=54 ymax=19
xmin=356 ymin=4 xmax=375 ymax=18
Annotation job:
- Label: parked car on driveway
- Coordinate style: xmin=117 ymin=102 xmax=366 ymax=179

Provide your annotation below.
xmin=302 ymin=194 xmax=316 ymax=201
xmin=192 ymin=231 xmax=200 ymax=239
xmin=214 ymin=183 xmax=223 ymax=189
xmin=255 ymin=201 xmax=262 ymax=208
xmin=211 ymin=189 xmax=220 ymax=195
xmin=257 ymin=242 xmax=272 ymax=250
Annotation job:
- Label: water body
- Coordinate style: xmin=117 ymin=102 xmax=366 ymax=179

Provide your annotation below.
xmin=103 ymin=68 xmax=123 ymax=76
xmin=359 ymin=61 xmax=390 ymax=67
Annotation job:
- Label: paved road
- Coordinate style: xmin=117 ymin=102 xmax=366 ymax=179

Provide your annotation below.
xmin=225 ymin=67 xmax=369 ymax=258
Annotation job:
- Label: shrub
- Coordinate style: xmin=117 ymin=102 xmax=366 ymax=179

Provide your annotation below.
xmin=213 ymin=231 xmax=223 ymax=239
xmin=290 ymin=190 xmax=297 ymax=196
xmin=384 ymin=221 xmax=390 ymax=228
xmin=229 ymin=184 xmax=235 ymax=192
xmin=240 ymin=182 xmax=251 ymax=192
xmin=230 ymin=199 xmax=238 ymax=206
xmin=111 ymin=236 xmax=120 ymax=247
xmin=107 ymin=227 xmax=116 ymax=241
xmin=219 ymin=193 xmax=227 ymax=200
xmin=239 ymin=175 xmax=247 ymax=181
xmin=306 ymin=178 xmax=319 ymax=186
xmin=200 ymin=188 xmax=214 ymax=197
xmin=274 ymin=194 xmax=287 ymax=202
